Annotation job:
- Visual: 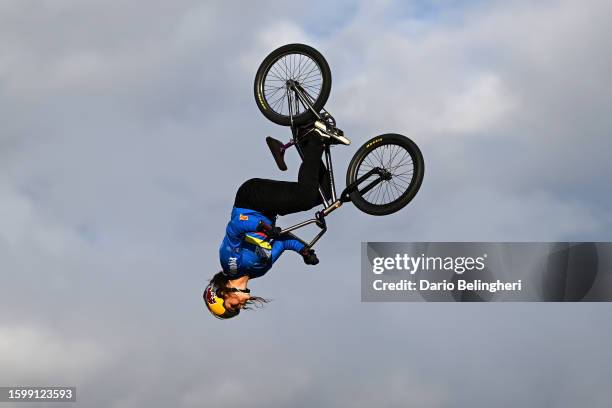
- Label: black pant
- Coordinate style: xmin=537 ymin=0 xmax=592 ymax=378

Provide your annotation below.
xmin=234 ymin=132 xmax=331 ymax=217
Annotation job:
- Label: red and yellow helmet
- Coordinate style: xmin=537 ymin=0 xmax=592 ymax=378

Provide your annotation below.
xmin=203 ymin=284 xmax=239 ymax=320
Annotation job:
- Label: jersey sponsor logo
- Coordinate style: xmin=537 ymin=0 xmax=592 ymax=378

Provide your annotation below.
xmin=205 ymin=286 xmax=216 ymax=304
xmin=239 ymin=214 xmax=249 ymax=221
xmin=228 ymin=257 xmax=238 ymax=271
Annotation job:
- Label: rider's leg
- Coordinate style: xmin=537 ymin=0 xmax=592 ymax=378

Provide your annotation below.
xmin=317 ymin=161 xmax=332 ymax=203
xmin=296 ymin=134 xmax=326 ymax=206
xmin=297 ymin=127 xmax=332 ymax=203
xmin=234 ymin=135 xmax=326 ymax=217
xmin=265 ymin=123 xmax=330 ymax=201
xmin=234 ymin=178 xmax=278 ymax=220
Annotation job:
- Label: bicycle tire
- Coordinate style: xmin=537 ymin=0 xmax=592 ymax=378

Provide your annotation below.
xmin=254 ymin=43 xmax=332 ymax=126
xmin=346 ymin=134 xmax=424 ymax=216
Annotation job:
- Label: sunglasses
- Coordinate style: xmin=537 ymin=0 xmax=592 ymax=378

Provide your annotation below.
xmin=225 ymin=287 xmax=251 ymax=294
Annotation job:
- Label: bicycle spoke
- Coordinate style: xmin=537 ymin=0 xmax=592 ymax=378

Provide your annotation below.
xmin=385 ymin=182 xmax=396 ymax=202
xmin=302 ymin=82 xmax=322 ymax=92
xmin=267 ymin=68 xmax=285 ymax=81
xmin=389 ymin=179 xmax=404 ymax=198
xmin=371 ymin=147 xmax=383 ymax=167
xmin=274 ymin=96 xmax=288 ymax=115
xmin=267 ymin=69 xmax=285 ymax=80
xmin=394 ymin=169 xmax=414 ymax=177
xmin=387 ymin=180 xmax=401 ymax=198
xmin=295 ymin=60 xmax=314 ymax=83
xmin=377 ymin=185 xmax=386 ymax=204
xmin=264 ymin=83 xmax=285 ymax=90
xmin=391 ymin=150 xmax=410 ymax=167
xmin=300 ymin=77 xmax=323 ymax=87
xmin=382 ymin=183 xmax=391 ymax=203
xmin=387 ymin=144 xmax=401 ymax=169
xmin=372 ymin=183 xmax=383 ymax=204
xmin=264 ymin=86 xmax=285 ymax=99
xmin=387 ymin=183 xmax=396 ymax=202
xmin=295 ymin=54 xmax=305 ymax=79
xmin=363 ymin=190 xmax=374 ymax=202
xmin=388 ymin=162 xmax=413 ymax=172
xmin=357 ymin=168 xmax=374 ymax=177
xmin=263 ymin=52 xmax=324 ymax=118
xmin=270 ymin=91 xmax=287 ymax=109
xmin=393 ymin=174 xmax=413 ymax=185
xmin=363 ymin=155 xmax=377 ymax=169
xmin=355 ymin=142 xmax=419 ymax=206
xmin=297 ymin=64 xmax=320 ymax=82
xmin=381 ymin=185 xmax=390 ymax=204
xmin=278 ymin=57 xmax=290 ymax=79
xmin=391 ymin=171 xmax=413 ymax=182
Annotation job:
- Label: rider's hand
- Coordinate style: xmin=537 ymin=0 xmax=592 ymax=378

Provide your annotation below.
xmin=257 ymin=221 xmax=282 ymax=239
xmin=266 ymin=226 xmax=282 ymax=239
xmin=301 ymin=248 xmax=319 ymax=265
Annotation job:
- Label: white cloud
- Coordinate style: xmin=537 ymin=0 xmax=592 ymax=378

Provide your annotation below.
xmin=437 ymin=72 xmax=516 ymax=134
xmin=239 ymin=21 xmax=315 ymax=74
xmin=0 ymin=325 xmax=107 ymax=383
xmin=0 ymin=0 xmax=612 ymax=407
xmin=0 ymin=178 xmax=85 ymax=256
xmin=179 ymin=367 xmax=311 ymax=408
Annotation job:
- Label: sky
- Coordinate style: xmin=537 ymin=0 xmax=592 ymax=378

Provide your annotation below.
xmin=1 ymin=0 xmax=612 ymax=407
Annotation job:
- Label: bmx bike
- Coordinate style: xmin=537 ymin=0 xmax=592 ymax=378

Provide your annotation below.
xmin=253 ymin=43 xmax=424 ymax=249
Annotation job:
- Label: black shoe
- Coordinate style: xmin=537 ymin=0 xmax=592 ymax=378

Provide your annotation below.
xmin=266 ymin=136 xmax=288 ymax=171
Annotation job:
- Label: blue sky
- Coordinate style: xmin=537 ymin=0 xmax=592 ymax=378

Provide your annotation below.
xmin=1 ymin=0 xmax=612 ymax=407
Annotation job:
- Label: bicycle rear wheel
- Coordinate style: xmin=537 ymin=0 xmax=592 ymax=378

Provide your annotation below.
xmin=346 ymin=134 xmax=424 ymax=216
xmin=254 ymin=43 xmax=331 ymax=126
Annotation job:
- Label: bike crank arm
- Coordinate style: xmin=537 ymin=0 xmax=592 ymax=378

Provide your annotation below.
xmin=316 ymin=167 xmax=390 ymax=220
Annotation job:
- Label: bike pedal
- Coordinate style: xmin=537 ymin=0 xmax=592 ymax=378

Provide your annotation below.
xmin=313 ymin=121 xmax=351 ymax=145
xmin=313 ymin=128 xmax=330 ymax=140
xmin=330 ymin=128 xmax=351 ymax=145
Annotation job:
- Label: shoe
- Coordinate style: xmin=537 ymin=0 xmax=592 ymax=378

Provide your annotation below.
xmin=313 ymin=120 xmax=351 ymax=145
xmin=266 ymin=136 xmax=288 ymax=171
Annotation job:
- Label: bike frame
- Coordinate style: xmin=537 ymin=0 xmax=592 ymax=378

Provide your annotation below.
xmin=278 ymin=82 xmax=389 ymax=249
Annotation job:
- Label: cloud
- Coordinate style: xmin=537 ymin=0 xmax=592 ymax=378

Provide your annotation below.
xmin=0 ymin=178 xmax=87 ymax=255
xmin=437 ymin=72 xmax=516 ymax=134
xmin=1 ymin=0 xmax=612 ymax=407
xmin=0 ymin=325 xmax=107 ymax=383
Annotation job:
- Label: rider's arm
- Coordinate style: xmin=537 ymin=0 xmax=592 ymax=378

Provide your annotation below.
xmin=270 ymin=235 xmax=306 ymax=263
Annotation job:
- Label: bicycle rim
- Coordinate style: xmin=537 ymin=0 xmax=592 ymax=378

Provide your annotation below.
xmin=356 ymin=143 xmax=416 ymax=206
xmin=262 ymin=52 xmax=323 ymax=117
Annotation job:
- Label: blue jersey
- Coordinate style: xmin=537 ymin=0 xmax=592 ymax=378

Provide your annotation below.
xmin=219 ymin=207 xmax=305 ymax=279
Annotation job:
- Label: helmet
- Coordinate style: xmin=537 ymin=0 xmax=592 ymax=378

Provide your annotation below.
xmin=204 ymin=284 xmax=239 ymax=319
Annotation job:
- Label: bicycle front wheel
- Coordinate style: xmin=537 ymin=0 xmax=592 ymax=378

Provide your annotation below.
xmin=254 ymin=43 xmax=332 ymax=126
xmin=346 ymin=134 xmax=424 ymax=216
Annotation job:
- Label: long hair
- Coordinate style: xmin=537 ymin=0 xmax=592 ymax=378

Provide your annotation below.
xmin=209 ymin=271 xmax=270 ymax=310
